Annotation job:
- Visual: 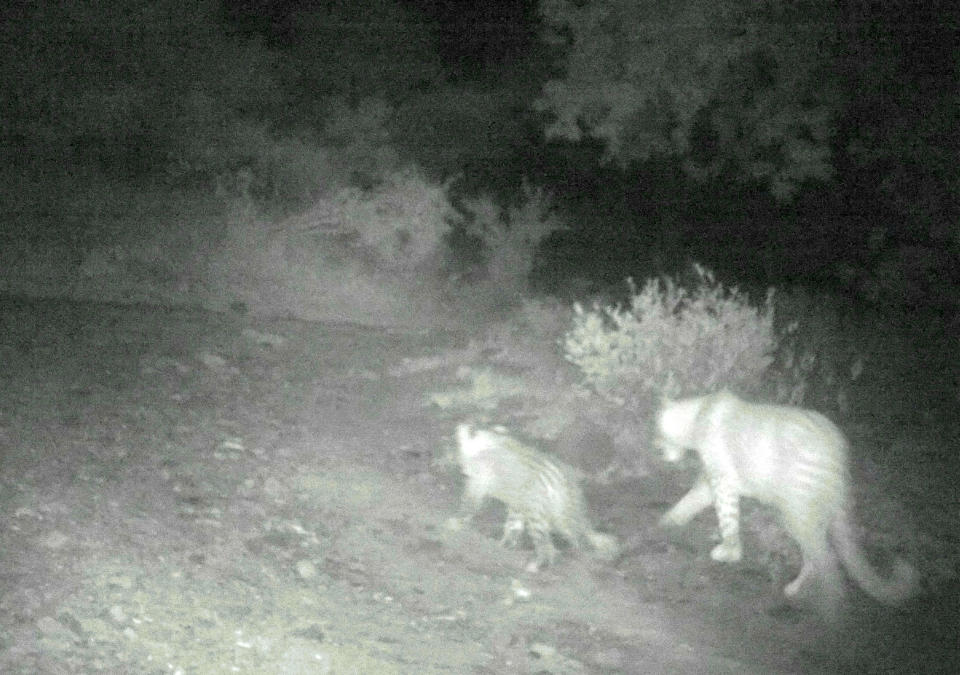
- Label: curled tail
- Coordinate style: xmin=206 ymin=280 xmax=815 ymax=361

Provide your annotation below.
xmin=586 ymin=531 xmax=620 ymax=561
xmin=832 ymin=513 xmax=918 ymax=605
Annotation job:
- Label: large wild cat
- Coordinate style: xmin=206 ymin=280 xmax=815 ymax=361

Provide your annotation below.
xmin=656 ymin=390 xmax=916 ymax=617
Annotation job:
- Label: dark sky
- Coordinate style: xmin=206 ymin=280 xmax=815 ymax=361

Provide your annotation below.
xmin=223 ymin=0 xmax=540 ymax=67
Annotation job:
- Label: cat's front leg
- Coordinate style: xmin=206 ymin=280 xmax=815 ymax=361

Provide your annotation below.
xmin=660 ymin=476 xmax=713 ymax=528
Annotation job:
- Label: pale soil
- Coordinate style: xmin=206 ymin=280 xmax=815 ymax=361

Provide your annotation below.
xmin=0 ymin=298 xmax=956 ymax=674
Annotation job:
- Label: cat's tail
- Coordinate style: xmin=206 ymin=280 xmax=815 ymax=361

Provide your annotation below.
xmin=832 ymin=513 xmax=918 ymax=605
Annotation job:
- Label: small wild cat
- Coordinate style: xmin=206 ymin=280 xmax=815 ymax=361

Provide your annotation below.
xmin=446 ymin=422 xmax=618 ymax=572
xmin=656 ymin=390 xmax=916 ymax=617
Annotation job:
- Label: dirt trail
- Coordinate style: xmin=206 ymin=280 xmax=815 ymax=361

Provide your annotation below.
xmin=0 ymin=298 xmax=954 ymax=673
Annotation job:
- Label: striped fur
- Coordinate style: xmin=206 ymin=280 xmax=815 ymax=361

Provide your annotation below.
xmin=656 ymin=390 xmax=916 ymax=617
xmin=448 ymin=423 xmax=618 ymax=571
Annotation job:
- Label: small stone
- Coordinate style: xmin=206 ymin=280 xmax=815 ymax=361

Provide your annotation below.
xmin=296 ymin=559 xmax=317 ymax=580
xmin=529 ymin=642 xmax=556 ymax=658
xmin=198 ymin=352 xmax=227 ymax=369
xmin=508 ymin=579 xmax=532 ymax=603
xmin=241 ymin=329 xmax=286 ymax=347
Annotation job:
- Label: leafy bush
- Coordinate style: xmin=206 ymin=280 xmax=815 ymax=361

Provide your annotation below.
xmin=203 ymin=164 xmax=460 ymax=325
xmin=536 ymin=0 xmax=839 ymax=199
xmin=563 ymin=265 xmax=776 ymax=409
xmin=456 ymin=182 xmax=567 ymax=292
xmin=312 ymin=166 xmax=456 ymax=276
xmin=180 ymin=121 xmax=336 ymax=207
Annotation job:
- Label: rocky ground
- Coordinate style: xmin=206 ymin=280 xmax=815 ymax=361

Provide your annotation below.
xmin=0 ymin=297 xmax=956 ymax=674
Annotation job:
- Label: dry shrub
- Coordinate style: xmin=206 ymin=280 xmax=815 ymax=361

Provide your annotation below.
xmin=564 ymin=265 xmax=776 ymax=410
